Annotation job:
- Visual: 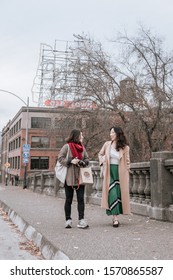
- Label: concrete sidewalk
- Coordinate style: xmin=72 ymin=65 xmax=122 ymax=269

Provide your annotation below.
xmin=0 ymin=183 xmax=173 ymax=260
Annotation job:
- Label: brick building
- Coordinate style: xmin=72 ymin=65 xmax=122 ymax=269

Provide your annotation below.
xmin=1 ymin=106 xmax=89 ymax=184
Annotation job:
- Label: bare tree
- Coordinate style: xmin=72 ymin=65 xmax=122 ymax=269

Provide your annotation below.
xmin=64 ymin=27 xmax=173 ymax=160
xmin=116 ymin=26 xmax=173 ymax=155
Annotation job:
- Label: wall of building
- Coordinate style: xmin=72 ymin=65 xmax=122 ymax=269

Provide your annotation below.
xmin=1 ymin=106 xmax=91 ymax=184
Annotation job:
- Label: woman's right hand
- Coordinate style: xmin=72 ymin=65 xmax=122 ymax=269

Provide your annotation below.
xmin=71 ymin=158 xmax=80 ymax=165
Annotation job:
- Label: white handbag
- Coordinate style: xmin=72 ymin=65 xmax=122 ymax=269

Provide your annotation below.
xmin=55 ymin=145 xmax=69 ymax=184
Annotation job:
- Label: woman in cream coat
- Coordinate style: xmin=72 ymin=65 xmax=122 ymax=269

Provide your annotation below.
xmin=98 ymin=126 xmax=131 ymax=227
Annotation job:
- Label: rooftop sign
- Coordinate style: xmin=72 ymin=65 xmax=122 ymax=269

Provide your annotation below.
xmin=44 ymin=99 xmax=96 ymax=109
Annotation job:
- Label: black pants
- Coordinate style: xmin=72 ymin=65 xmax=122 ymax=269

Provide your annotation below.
xmin=64 ymin=183 xmax=85 ymax=221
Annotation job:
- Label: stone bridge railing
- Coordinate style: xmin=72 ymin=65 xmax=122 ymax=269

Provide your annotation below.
xmin=27 ymin=151 xmax=173 ymax=222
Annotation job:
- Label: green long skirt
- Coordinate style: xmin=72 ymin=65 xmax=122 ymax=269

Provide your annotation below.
xmin=106 ymin=164 xmax=123 ymax=216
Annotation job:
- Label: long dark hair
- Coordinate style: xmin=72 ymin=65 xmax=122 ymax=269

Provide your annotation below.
xmin=110 ymin=126 xmax=128 ymax=151
xmin=66 ymin=129 xmax=81 ymax=144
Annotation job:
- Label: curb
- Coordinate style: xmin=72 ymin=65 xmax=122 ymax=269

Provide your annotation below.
xmin=0 ymin=200 xmax=69 ymax=260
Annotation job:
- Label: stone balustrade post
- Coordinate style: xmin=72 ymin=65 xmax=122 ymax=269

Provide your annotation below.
xmin=40 ymin=172 xmax=44 ymax=193
xmin=90 ymin=161 xmax=99 ymax=196
xmin=94 ymin=167 xmax=102 ymax=198
xmin=149 ymin=151 xmax=173 ymax=220
xmin=87 ymin=162 xmax=102 ymax=205
xmin=143 ymin=170 xmax=151 ymax=204
xmin=131 ymin=171 xmax=139 ymax=202
xmin=33 ymin=173 xmax=36 ymax=191
xmin=137 ymin=171 xmax=146 ymax=203
xmin=129 ymin=173 xmax=133 ymax=198
xmin=90 ymin=169 xmax=97 ymax=196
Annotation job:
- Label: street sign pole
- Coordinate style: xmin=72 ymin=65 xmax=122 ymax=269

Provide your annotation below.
xmin=23 ymin=97 xmax=29 ymax=190
xmin=0 ymin=89 xmax=29 ymax=189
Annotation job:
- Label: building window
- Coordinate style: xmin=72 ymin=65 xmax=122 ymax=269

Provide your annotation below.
xmin=17 ymin=156 xmax=20 ymax=169
xmin=15 ymin=157 xmax=17 ymax=169
xmin=18 ymin=119 xmax=21 ymax=129
xmin=16 ymin=122 xmax=18 ymax=132
xmin=30 ymin=157 xmax=49 ymax=170
xmin=19 ymin=137 xmax=21 ymax=148
xmin=56 ymin=137 xmax=64 ymax=148
xmin=55 ymin=117 xmax=77 ymax=129
xmin=31 ymin=117 xmax=51 ymax=128
xmin=15 ymin=138 xmax=18 ymax=149
xmin=55 ymin=118 xmax=61 ymax=128
xmin=31 ymin=136 xmax=49 ymax=148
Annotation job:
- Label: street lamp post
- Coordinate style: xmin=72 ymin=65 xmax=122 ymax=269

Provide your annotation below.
xmin=0 ymin=89 xmax=29 ymax=188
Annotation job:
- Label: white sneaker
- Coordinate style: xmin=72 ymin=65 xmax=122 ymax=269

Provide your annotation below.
xmin=65 ymin=219 xmax=72 ymax=228
xmin=77 ymin=219 xmax=89 ymax=229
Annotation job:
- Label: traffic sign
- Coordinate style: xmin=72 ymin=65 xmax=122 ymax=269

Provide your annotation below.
xmin=22 ymin=144 xmax=30 ymax=152
xmin=23 ymin=152 xmax=30 ymax=158
xmin=23 ymin=158 xmax=29 ymax=164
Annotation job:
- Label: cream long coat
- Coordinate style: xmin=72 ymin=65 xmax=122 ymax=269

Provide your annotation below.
xmin=98 ymin=141 xmax=131 ymax=214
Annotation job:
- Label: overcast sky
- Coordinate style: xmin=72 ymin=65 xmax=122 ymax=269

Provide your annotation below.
xmin=0 ymin=0 xmax=173 ymax=131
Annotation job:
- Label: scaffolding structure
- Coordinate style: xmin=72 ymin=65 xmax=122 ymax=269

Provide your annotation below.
xmin=32 ymin=39 xmax=84 ymax=107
